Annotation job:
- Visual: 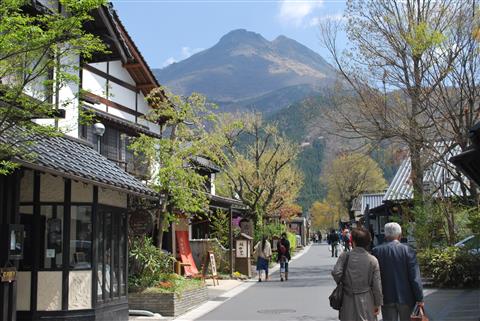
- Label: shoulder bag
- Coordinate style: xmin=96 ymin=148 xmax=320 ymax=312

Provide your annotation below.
xmin=329 ymin=253 xmax=349 ymax=310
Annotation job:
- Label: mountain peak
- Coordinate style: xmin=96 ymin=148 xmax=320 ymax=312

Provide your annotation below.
xmin=154 ymin=29 xmax=336 ymax=104
xmin=218 ymin=29 xmax=268 ymax=46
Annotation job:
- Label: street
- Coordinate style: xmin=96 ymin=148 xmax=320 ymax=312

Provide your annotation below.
xmin=198 ymin=243 xmax=339 ymax=321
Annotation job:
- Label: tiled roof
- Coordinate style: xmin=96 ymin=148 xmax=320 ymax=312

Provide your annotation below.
xmin=2 ymin=127 xmax=157 ymax=198
xmin=384 ymin=142 xmax=467 ymax=201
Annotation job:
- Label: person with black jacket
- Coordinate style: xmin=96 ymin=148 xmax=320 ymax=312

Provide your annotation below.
xmin=277 ymin=232 xmax=291 ymax=281
xmin=327 ymin=229 xmax=340 ymax=257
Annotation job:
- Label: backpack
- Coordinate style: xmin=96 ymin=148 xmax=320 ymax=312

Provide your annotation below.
xmin=279 ymin=243 xmax=287 ymax=255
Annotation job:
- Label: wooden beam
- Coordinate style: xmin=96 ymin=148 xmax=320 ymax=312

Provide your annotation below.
xmin=123 ymin=63 xmax=141 ymax=69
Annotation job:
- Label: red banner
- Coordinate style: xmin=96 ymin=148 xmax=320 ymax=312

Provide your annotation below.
xmin=175 ymin=231 xmax=199 ymax=276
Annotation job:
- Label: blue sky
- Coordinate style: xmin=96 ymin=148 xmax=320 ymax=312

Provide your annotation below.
xmin=111 ymin=0 xmax=347 ymax=69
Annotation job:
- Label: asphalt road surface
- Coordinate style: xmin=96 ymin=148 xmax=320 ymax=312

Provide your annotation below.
xmin=198 ymin=243 xmax=341 ymax=321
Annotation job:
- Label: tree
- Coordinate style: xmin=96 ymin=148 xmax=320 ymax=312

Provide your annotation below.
xmin=319 ymin=0 xmax=471 ymax=202
xmin=322 ymin=153 xmax=387 ymax=220
xmin=0 ymin=0 xmax=106 ymax=174
xmin=217 ymin=112 xmax=303 ymax=228
xmin=310 ymin=201 xmax=341 ymax=231
xmin=130 ymin=87 xmax=225 ymax=249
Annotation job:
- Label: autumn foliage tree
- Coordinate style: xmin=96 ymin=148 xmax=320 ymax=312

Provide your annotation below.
xmin=321 ymin=153 xmax=387 ymax=220
xmin=216 ymin=112 xmax=303 ymax=228
xmin=310 ymin=201 xmax=341 ymax=231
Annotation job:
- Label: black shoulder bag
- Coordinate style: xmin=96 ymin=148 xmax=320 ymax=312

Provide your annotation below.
xmin=329 ymin=253 xmax=349 ymax=310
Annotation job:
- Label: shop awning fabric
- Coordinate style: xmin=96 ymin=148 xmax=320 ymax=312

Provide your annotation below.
xmin=2 ymin=128 xmax=157 ymax=198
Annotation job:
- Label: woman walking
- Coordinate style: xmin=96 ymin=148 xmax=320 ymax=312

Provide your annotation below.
xmin=254 ymin=236 xmax=272 ymax=282
xmin=332 ymin=227 xmax=383 ymax=321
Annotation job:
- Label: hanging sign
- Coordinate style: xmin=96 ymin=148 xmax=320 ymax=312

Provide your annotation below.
xmin=0 ymin=267 xmax=16 ymax=283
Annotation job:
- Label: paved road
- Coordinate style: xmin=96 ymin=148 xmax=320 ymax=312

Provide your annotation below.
xmin=198 ymin=243 xmax=340 ymax=321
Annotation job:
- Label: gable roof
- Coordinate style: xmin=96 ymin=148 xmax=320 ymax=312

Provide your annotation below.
xmin=384 ymin=142 xmax=468 ymax=201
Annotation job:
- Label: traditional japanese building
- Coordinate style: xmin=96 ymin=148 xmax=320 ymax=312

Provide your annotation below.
xmin=0 ymin=2 xmax=165 ymax=320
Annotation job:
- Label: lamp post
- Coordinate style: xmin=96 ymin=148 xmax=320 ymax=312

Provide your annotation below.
xmin=93 ymin=122 xmax=106 ymax=153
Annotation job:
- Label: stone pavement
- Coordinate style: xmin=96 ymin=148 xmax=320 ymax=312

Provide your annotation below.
xmin=423 ymin=288 xmax=479 ymax=321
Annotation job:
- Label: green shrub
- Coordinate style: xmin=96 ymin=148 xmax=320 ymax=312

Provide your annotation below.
xmin=287 ymin=232 xmax=297 ymax=250
xmin=418 ymin=246 xmax=480 ymax=288
xmin=128 ymin=236 xmax=176 ymax=289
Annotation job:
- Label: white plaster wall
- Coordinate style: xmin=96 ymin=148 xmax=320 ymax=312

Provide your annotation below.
xmin=82 ymin=69 xmax=107 ymax=98
xmin=20 ymin=169 xmax=34 ymax=202
xmin=37 ymin=271 xmax=62 ymax=311
xmin=108 ymin=60 xmax=136 ymax=86
xmin=108 ymin=106 xmax=136 ymax=123
xmin=68 ymin=271 xmax=92 ymax=310
xmin=89 ymin=62 xmax=108 ymax=73
xmin=71 ymin=181 xmax=93 ymax=202
xmin=109 ymin=82 xmax=136 ymax=111
xmin=137 ymin=117 xmax=149 ymax=128
xmin=16 ymin=272 xmax=31 ymax=311
xmin=58 ymin=54 xmax=80 ymax=138
xmin=147 ymin=121 xmax=160 ymax=134
xmin=137 ymin=93 xmax=150 ymax=115
xmin=98 ymin=188 xmax=127 ymax=208
xmin=40 ymin=173 xmax=64 ymax=202
xmin=92 ymin=103 xmax=107 ymax=113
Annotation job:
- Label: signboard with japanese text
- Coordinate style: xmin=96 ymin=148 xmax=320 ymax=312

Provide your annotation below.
xmin=236 ymin=240 xmax=248 ymax=258
xmin=209 ymin=252 xmax=217 ymax=276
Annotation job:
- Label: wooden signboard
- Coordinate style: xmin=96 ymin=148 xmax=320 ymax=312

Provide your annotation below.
xmin=201 ymin=251 xmax=219 ymax=286
xmin=0 ymin=267 xmax=16 ymax=283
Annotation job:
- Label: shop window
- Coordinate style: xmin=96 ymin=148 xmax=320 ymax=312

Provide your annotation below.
xmin=97 ymin=210 xmax=104 ymax=301
xmin=19 ymin=206 xmax=34 ymax=271
xmin=96 ymin=206 xmax=127 ymax=303
xmin=70 ymin=206 xmax=92 ymax=270
xmin=41 ymin=205 xmax=64 ymax=270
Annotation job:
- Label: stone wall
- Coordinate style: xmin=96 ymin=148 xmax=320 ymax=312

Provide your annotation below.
xmin=128 ymin=286 xmax=208 ymax=317
xmin=190 ymin=238 xmax=233 ymax=274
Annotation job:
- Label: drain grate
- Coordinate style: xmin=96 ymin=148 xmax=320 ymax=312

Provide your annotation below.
xmin=257 ymin=309 xmax=296 ymax=314
xmin=210 ymin=296 xmax=229 ymax=301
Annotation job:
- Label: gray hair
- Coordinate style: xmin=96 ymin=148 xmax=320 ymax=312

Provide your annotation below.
xmin=384 ymin=222 xmax=402 ymax=240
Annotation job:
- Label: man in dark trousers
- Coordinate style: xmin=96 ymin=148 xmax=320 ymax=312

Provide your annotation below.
xmin=277 ymin=232 xmax=291 ymax=281
xmin=373 ymin=222 xmax=424 ymax=321
xmin=327 ymin=229 xmax=339 ymax=257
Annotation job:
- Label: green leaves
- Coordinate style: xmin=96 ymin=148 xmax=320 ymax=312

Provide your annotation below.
xmin=0 ymin=0 xmax=106 ymax=174
xmin=131 ymin=88 xmax=225 ymax=223
xmin=405 ymin=22 xmax=446 ymax=57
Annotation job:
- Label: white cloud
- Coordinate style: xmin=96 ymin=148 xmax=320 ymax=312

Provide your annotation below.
xmin=163 ymin=57 xmax=177 ymax=67
xmin=278 ymin=0 xmax=324 ymax=27
xmin=162 ymin=46 xmax=204 ymax=67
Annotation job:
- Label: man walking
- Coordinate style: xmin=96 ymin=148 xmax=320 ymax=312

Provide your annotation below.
xmin=373 ymin=222 xmax=424 ymax=321
xmin=327 ymin=229 xmax=339 ymax=257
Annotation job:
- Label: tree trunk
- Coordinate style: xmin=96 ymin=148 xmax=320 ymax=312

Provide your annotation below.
xmin=410 ymin=145 xmax=424 ymax=203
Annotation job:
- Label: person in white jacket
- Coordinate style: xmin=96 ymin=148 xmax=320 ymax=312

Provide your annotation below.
xmin=254 ymin=236 xmax=272 ymax=282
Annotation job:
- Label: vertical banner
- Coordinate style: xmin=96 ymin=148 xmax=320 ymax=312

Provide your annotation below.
xmin=175 ymin=231 xmax=199 ymax=276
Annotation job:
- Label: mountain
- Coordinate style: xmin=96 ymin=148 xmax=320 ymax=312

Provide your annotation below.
xmin=154 ymin=29 xmax=337 ymax=113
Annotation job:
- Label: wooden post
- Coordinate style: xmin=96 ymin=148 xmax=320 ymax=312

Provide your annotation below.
xmin=229 ymin=206 xmax=233 ymax=277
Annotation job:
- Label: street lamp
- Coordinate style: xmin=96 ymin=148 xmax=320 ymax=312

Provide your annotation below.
xmin=93 ymin=122 xmax=105 ymax=153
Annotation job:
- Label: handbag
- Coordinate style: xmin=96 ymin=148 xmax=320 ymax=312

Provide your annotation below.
xmin=329 ymin=253 xmax=349 ymax=310
xmin=410 ymin=303 xmax=429 ymax=321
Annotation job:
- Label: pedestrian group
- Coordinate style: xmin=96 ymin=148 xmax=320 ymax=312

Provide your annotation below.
xmin=331 ymin=222 xmax=425 ymax=321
